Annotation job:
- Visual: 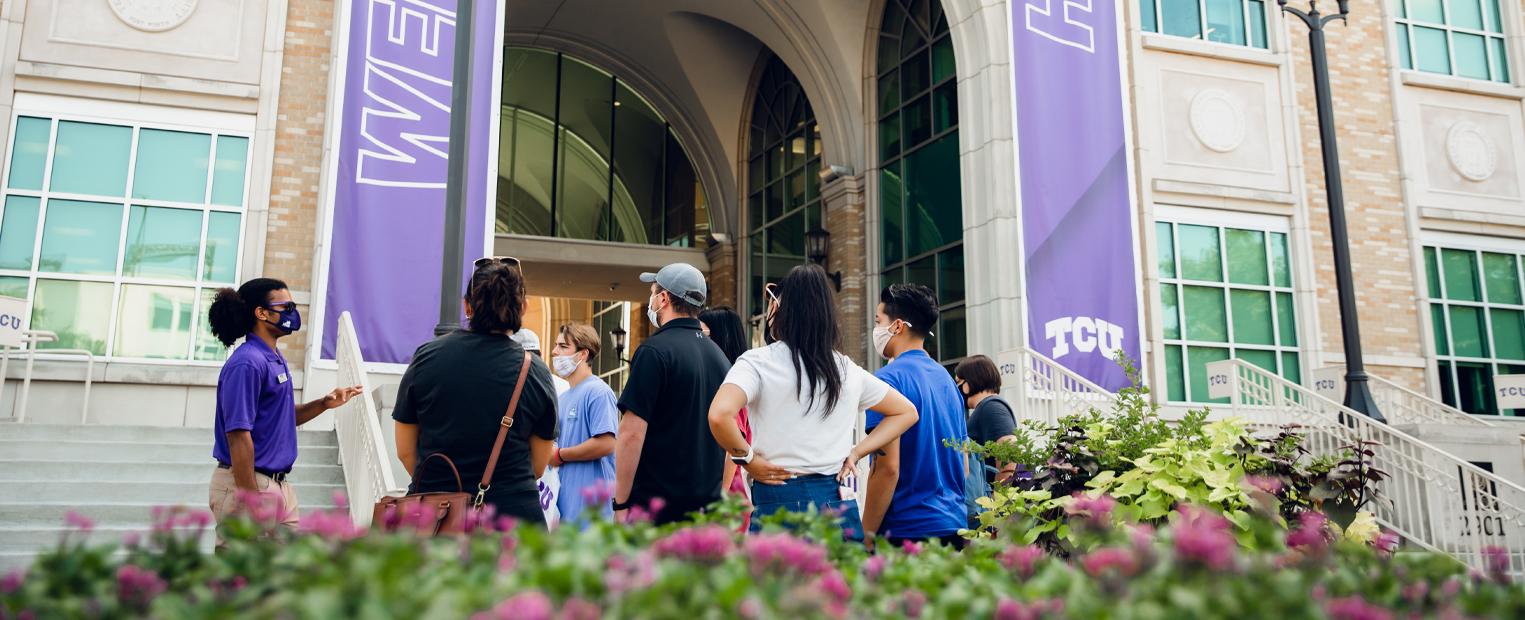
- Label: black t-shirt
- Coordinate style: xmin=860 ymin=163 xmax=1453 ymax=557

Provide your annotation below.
xmin=617 ymin=317 xmax=730 ymax=515
xmin=392 ymin=330 xmax=558 ymax=507
xmin=968 ymin=396 xmax=1017 ymax=472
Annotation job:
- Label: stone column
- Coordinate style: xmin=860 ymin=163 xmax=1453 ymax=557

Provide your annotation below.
xmin=821 ymin=170 xmax=869 ymax=365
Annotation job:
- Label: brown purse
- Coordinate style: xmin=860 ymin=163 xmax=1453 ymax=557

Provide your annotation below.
xmin=372 ymin=351 xmax=533 ymax=536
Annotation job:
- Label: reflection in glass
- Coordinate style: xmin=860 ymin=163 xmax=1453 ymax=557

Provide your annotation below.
xmin=32 ymin=279 xmax=111 ymax=355
xmin=195 ymin=287 xmax=229 ymax=361
xmin=39 ymin=199 xmax=122 ymax=275
xmin=133 ymin=129 xmax=210 ymax=203
xmin=115 ymin=285 xmax=195 ymax=359
xmin=124 ymin=206 xmax=202 ymax=280
xmin=0 ymin=195 xmax=40 ymax=270
xmin=204 ymin=212 xmax=241 ymax=283
xmin=211 ymin=136 xmax=250 ymax=206
xmin=8 ymin=117 xmax=50 ymax=191
xmin=50 ymin=122 xmax=131 ymax=197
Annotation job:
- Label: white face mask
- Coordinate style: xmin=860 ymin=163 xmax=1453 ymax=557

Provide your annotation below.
xmin=646 ymin=293 xmax=662 ymax=328
xmin=872 ymin=321 xmax=900 ymax=360
xmin=553 ymin=353 xmax=580 ymax=378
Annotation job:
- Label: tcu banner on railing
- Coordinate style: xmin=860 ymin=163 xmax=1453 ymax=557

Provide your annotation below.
xmin=1012 ymin=0 xmax=1141 ymax=390
xmin=319 ymin=0 xmax=499 ymax=363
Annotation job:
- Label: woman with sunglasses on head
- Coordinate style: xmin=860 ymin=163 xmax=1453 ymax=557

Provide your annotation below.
xmin=392 ymin=258 xmax=560 ymax=527
xmin=707 ymin=265 xmax=920 ymax=541
xmin=206 ymin=278 xmax=362 ymax=544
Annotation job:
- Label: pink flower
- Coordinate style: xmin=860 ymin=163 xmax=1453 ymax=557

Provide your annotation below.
xmin=500 ymin=536 xmax=519 ymax=572
xmin=737 ymin=598 xmax=763 ymax=620
xmin=652 ymin=526 xmax=734 ymax=563
xmin=603 ymin=552 xmax=656 ymax=594
xmin=998 ymin=545 xmax=1045 ymax=578
xmin=115 ymin=565 xmax=166 ymax=609
xmin=581 ymin=480 xmax=614 ymax=508
xmin=1324 ymin=596 xmax=1394 ymax=620
xmin=1287 ymin=511 xmax=1333 ymax=553
xmin=743 ymin=534 xmax=831 ymax=576
xmin=902 ymin=590 xmax=927 ymax=618
xmin=995 ymin=598 xmax=1063 ymax=620
xmin=864 ymin=554 xmax=888 ymax=581
xmin=1440 ymin=577 xmax=1461 ymax=598
xmin=462 ymin=504 xmax=498 ymax=534
xmin=1401 ymin=581 xmax=1428 ymax=604
xmin=63 ymin=511 xmax=94 ymax=532
xmin=1482 ymin=546 xmax=1511 ymax=580
xmin=1244 ymin=476 xmax=1284 ymax=495
xmin=474 ymin=591 xmax=554 ymax=620
xmin=558 ymin=597 xmax=601 ymax=620
xmin=1373 ymin=531 xmax=1400 ymax=557
xmin=122 ymin=533 xmax=141 ymax=548
xmin=1080 ymin=547 xmax=1138 ymax=578
xmin=1065 ymin=493 xmax=1117 ymax=528
xmin=332 ymin=491 xmax=349 ymax=512
xmin=1171 ymin=506 xmax=1236 ymax=571
xmin=816 ymin=568 xmax=851 ymax=603
xmin=899 ymin=540 xmax=924 ymax=556
xmin=1 ymin=570 xmax=23 ymax=594
xmin=297 ymin=508 xmax=362 ymax=540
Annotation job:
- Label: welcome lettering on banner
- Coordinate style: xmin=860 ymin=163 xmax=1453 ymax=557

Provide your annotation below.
xmin=317 ymin=0 xmax=498 ymax=364
xmin=1012 ymin=0 xmax=1142 ymax=390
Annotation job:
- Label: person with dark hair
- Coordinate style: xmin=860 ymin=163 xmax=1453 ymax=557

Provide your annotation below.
xmin=392 ymin=258 xmax=560 ymax=527
xmin=864 ymin=283 xmax=969 ymax=549
xmin=206 ymin=278 xmax=362 ymax=542
xmin=613 ymin=263 xmax=731 ymax=525
xmin=708 ymin=265 xmax=919 ymax=542
xmin=699 ymin=307 xmax=753 ymax=523
xmin=954 ymin=354 xmax=1019 ymax=525
xmin=547 ymin=323 xmax=618 ymax=525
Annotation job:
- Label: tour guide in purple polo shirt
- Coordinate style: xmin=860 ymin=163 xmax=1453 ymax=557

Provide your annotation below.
xmin=205 ymin=278 xmax=361 ymax=538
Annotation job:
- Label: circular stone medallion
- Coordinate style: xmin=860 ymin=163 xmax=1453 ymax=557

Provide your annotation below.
xmin=1446 ymin=121 xmax=1498 ymax=183
xmin=1188 ymin=89 xmax=1246 ymax=154
xmin=108 ymin=0 xmax=199 ymax=33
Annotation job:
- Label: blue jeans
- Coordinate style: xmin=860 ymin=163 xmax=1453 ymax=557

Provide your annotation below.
xmin=749 ymin=474 xmax=864 ymax=542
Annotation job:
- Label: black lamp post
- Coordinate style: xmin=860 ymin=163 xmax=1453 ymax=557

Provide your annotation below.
xmin=433 ymin=0 xmax=477 ymax=337
xmin=805 ymin=227 xmax=842 ymax=291
xmin=610 ymin=325 xmax=630 ymax=363
xmin=1278 ymin=0 xmax=1384 ymax=423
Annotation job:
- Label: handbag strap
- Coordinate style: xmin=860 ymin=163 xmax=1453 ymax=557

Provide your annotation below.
xmin=475 ymin=351 xmax=533 ymax=507
xmin=417 ymin=452 xmax=466 ymax=493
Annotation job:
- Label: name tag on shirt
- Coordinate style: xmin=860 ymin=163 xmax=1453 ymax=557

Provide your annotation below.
xmin=277 ymin=373 xmax=289 ymax=384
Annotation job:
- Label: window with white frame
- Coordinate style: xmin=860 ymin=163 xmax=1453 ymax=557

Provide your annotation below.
xmin=0 ymin=108 xmax=250 ymax=361
xmin=1423 ymin=244 xmax=1524 ymax=416
xmin=591 ymin=300 xmax=630 ymax=392
xmin=1139 ymin=0 xmax=1270 ymax=49
xmin=1156 ymin=213 xmax=1301 ymax=403
xmin=1394 ymin=0 xmax=1511 ymax=83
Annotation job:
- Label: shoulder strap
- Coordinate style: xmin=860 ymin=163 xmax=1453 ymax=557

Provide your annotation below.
xmin=475 ymin=351 xmax=534 ymax=505
xmin=987 ymin=395 xmax=1018 ymax=424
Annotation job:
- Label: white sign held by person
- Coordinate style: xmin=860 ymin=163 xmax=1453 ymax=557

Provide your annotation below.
xmin=1205 ymin=360 xmax=1236 ymax=400
xmin=1497 ymin=374 xmax=1525 ymax=411
xmin=538 ymin=467 xmax=560 ymax=528
xmin=0 ymin=296 xmax=27 ymax=348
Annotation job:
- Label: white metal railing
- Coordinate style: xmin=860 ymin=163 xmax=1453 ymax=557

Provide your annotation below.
xmin=1008 ymin=348 xmax=1114 ymax=427
xmin=1 ymin=330 xmax=94 ymax=424
xmin=1220 ymin=359 xmax=1525 ymax=576
xmin=334 ymin=312 xmax=404 ymax=525
xmin=1314 ymin=365 xmax=1492 ymax=427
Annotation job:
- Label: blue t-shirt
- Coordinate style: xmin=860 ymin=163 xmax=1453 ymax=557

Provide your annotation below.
xmin=556 ymin=376 xmax=619 ymax=522
xmin=868 ymin=349 xmax=968 ymax=538
xmin=212 ymin=337 xmax=298 ymax=473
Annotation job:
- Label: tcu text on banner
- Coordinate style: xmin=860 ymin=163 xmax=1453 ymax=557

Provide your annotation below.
xmin=0 ymin=296 xmax=27 ymax=348
xmin=1497 ymin=374 xmax=1525 ymax=411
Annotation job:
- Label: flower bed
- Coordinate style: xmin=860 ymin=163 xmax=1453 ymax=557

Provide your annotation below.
xmin=2 ymin=493 xmax=1521 ymax=620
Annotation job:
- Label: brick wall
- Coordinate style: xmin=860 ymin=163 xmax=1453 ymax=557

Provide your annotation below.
xmin=705 ymin=239 xmax=738 ymax=312
xmin=1287 ymin=8 xmax=1427 ymax=392
xmin=823 ymin=173 xmax=869 ymax=365
xmin=264 ymin=0 xmax=333 ymax=367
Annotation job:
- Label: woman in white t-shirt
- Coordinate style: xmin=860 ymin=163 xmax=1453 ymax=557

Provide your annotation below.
xmin=707 ymin=264 xmax=919 ymax=541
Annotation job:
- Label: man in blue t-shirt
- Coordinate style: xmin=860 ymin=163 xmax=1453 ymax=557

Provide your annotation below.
xmin=864 ymin=284 xmax=969 ymax=548
xmin=548 ymin=324 xmax=619 ymax=525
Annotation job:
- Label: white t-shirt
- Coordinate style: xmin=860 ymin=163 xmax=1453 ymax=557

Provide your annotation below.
xmin=723 ymin=342 xmax=892 ymax=475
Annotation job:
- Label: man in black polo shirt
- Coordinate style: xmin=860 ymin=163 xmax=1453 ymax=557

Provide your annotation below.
xmin=612 ymin=262 xmax=730 ymax=525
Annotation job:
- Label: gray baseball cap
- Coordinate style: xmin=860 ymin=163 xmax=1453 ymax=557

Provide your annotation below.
xmin=640 ymin=263 xmax=707 ymax=307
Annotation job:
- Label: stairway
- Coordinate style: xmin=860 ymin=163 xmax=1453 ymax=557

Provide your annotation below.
xmin=0 ymin=424 xmax=344 ymax=572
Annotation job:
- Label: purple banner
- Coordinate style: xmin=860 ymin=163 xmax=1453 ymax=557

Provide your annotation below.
xmin=1012 ymin=1 xmax=1141 ymax=390
xmin=320 ymin=0 xmax=497 ymax=363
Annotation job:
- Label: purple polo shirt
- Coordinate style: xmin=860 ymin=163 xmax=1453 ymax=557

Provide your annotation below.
xmin=212 ymin=337 xmax=298 ymax=473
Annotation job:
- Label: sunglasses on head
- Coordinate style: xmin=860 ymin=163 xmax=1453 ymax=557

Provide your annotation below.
xmin=474 ymin=256 xmax=522 ymax=271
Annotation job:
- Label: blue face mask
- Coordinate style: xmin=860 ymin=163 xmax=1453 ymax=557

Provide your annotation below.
xmin=264 ymin=304 xmax=301 ymax=334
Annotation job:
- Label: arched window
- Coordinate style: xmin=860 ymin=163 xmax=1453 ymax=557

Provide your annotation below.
xmin=745 ymin=55 xmax=822 ymax=321
xmin=878 ymin=0 xmax=965 ymax=367
xmin=497 ymin=48 xmax=708 ymax=247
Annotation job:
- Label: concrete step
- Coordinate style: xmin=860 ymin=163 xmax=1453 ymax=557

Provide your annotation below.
xmin=0 ymin=501 xmax=340 ymax=529
xmin=0 ymin=440 xmax=339 ymax=465
xmin=0 ymin=424 xmax=337 ymax=447
xmin=0 ymin=481 xmax=345 ymax=507
xmin=0 ymin=525 xmax=213 ymax=554
xmin=0 ymin=461 xmax=345 ymax=484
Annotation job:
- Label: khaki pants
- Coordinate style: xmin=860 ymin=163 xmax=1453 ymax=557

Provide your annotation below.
xmin=209 ymin=467 xmax=300 ymax=546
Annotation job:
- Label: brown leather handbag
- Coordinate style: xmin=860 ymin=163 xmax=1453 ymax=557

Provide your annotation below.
xmin=372 ymin=351 xmax=533 ymax=536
